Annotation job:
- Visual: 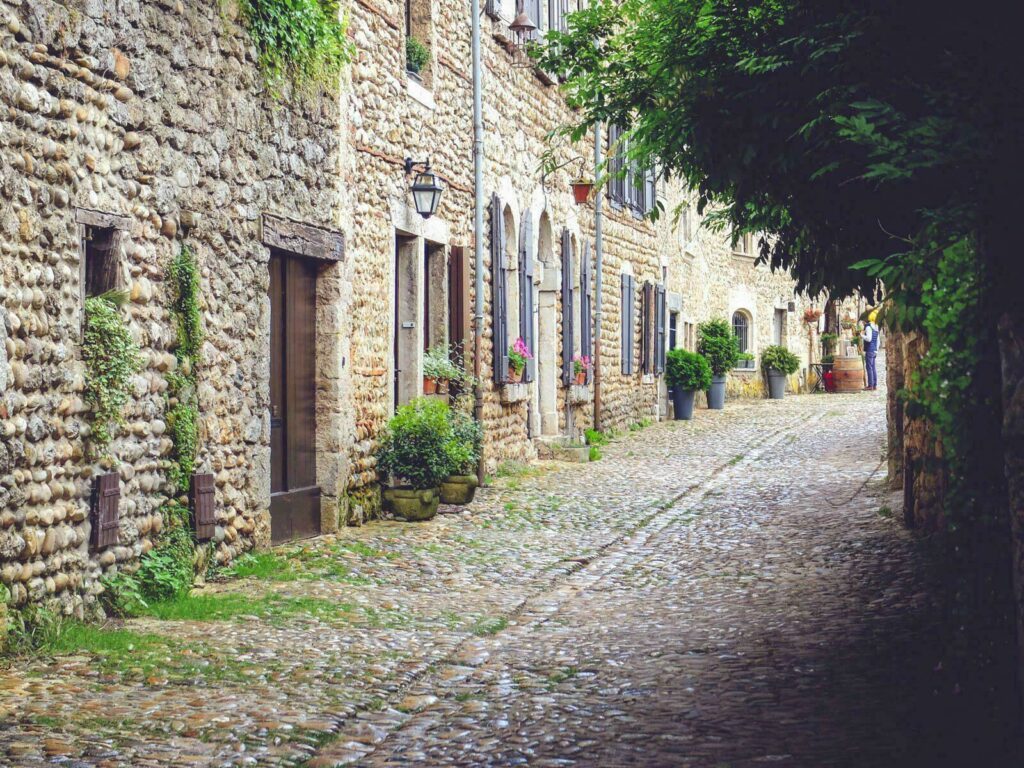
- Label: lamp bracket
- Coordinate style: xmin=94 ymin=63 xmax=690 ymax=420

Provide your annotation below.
xmin=404 ymin=157 xmax=431 ymax=175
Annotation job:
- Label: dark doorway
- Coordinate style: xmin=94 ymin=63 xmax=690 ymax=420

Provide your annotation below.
xmin=269 ymin=251 xmax=320 ymax=543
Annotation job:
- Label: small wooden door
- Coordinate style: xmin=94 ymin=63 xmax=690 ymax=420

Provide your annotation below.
xmin=269 ymin=251 xmax=320 ymax=543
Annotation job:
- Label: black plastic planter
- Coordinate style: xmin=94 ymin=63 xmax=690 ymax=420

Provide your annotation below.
xmin=707 ymin=375 xmax=727 ymax=410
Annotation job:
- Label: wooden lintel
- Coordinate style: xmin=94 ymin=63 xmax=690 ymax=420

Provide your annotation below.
xmin=75 ymin=207 xmax=132 ymax=231
xmin=261 ymin=214 xmax=345 ymax=263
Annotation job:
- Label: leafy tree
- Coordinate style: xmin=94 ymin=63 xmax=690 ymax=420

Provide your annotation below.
xmin=538 ymin=0 xmax=1023 ymax=747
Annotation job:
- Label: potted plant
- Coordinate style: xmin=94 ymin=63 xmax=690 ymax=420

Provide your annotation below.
xmin=406 ymin=37 xmax=430 ymax=78
xmin=507 ymin=337 xmax=532 ymax=383
xmin=424 ymin=344 xmax=459 ymax=395
xmin=821 ymin=352 xmax=835 ymax=371
xmin=697 ymin=318 xmax=740 ymax=410
xmin=820 ymin=332 xmax=838 ymax=358
xmin=377 ymin=398 xmax=457 ymax=521
xmin=666 ymin=349 xmax=712 ymax=420
xmin=570 ymin=178 xmax=595 ymax=204
xmin=803 ymin=307 xmax=822 ymax=325
xmin=736 ymin=351 xmax=755 ymax=370
xmin=440 ymin=407 xmax=483 ymax=505
xmin=571 ymin=354 xmax=591 ymax=385
xmin=761 ymin=345 xmax=800 ymax=400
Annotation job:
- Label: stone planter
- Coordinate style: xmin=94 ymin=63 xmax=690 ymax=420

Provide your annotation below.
xmin=383 ymin=487 xmax=440 ymax=521
xmin=501 ymin=382 xmax=529 ymax=404
xmin=440 ymin=474 xmax=478 ymax=505
xmin=707 ymin=375 xmax=727 ymax=410
xmin=671 ymin=388 xmax=696 ymax=420
xmin=767 ymin=369 xmax=787 ymax=399
xmin=567 ymin=384 xmax=592 ymax=405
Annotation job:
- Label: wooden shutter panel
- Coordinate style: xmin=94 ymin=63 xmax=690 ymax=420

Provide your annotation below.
xmin=642 ymin=281 xmax=654 ymax=374
xmin=655 ymin=285 xmax=666 ymax=375
xmin=190 ymin=472 xmax=216 ymax=541
xmin=91 ymin=472 xmax=120 ymax=549
xmin=561 ymin=229 xmax=574 ymax=386
xmin=580 ymin=242 xmax=593 ymax=384
xmin=491 ymin=195 xmax=509 ymax=384
xmin=644 ymin=168 xmax=656 ymax=216
xmin=520 ymin=211 xmax=536 ymax=383
xmin=608 ymin=125 xmax=622 ymax=209
xmin=621 ymin=274 xmax=629 ymax=374
xmin=628 ymin=276 xmax=636 ymax=374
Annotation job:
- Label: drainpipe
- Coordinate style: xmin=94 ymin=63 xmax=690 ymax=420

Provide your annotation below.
xmin=592 ymin=121 xmax=604 ymax=431
xmin=472 ymin=0 xmax=486 ymax=486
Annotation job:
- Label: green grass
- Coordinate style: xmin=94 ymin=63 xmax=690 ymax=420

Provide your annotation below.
xmin=589 ymin=446 xmax=602 ymax=461
xmin=546 ymin=665 xmax=579 ymax=690
xmin=629 ymin=418 xmax=653 ymax=432
xmin=139 ymin=592 xmax=354 ymax=623
xmin=496 ymin=460 xmax=541 ymax=478
xmin=728 ymin=454 xmax=744 ymax=466
xmin=876 ymin=505 xmax=893 ymax=519
xmin=470 ymin=616 xmax=508 ymax=636
xmin=225 ymin=552 xmax=300 ymax=581
xmin=584 ymin=428 xmax=610 ymax=446
xmin=337 ymin=541 xmax=401 ymax=560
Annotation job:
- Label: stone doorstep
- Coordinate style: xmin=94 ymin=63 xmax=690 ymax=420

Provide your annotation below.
xmin=534 ymin=437 xmax=590 ymax=463
xmin=501 ymin=383 xmax=529 ymax=404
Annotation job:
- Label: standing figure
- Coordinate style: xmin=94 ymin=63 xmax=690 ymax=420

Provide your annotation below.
xmin=863 ymin=310 xmax=879 ymax=390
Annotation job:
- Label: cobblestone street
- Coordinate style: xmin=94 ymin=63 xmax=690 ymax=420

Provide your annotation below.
xmin=0 ymin=387 xmax=992 ymax=766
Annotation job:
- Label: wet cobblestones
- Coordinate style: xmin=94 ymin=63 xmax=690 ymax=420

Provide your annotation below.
xmin=1 ymin=389 xmax=975 ymax=766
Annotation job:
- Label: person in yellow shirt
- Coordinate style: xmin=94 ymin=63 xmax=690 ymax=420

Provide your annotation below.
xmin=863 ymin=310 xmax=880 ymax=390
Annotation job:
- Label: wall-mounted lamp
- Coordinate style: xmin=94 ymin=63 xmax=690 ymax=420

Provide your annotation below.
xmin=508 ymin=4 xmax=538 ymax=66
xmin=405 ymin=157 xmax=444 ymax=219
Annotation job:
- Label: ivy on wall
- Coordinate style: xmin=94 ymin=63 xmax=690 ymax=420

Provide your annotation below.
xmin=82 ymin=291 xmax=142 ymax=451
xmin=235 ymin=0 xmax=353 ymax=95
xmin=166 ymin=245 xmax=203 ymax=495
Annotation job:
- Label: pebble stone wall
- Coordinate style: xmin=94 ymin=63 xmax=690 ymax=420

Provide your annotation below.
xmin=0 ymin=0 xmax=346 ymax=614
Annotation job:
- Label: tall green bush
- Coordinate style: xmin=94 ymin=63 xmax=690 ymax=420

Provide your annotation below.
xmin=448 ymin=407 xmax=483 ymax=476
xmin=167 ymin=245 xmax=203 ymax=494
xmin=697 ymin=318 xmax=740 ymax=376
xmin=665 ymin=348 xmax=712 ymax=391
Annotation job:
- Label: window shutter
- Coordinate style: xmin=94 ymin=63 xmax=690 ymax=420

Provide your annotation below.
xmin=561 ymin=229 xmax=574 ymax=386
xmin=520 ymin=211 xmax=536 ymax=383
xmin=644 ymin=167 xmax=656 ymax=216
xmin=491 ymin=194 xmax=509 ymax=384
xmin=655 ymin=284 xmax=666 ymax=375
xmin=641 ymin=281 xmax=654 ymax=374
xmin=621 ymin=274 xmax=630 ymax=374
xmin=190 ymin=472 xmax=216 ymax=542
xmin=608 ymin=125 xmax=623 ymax=209
xmin=91 ymin=472 xmax=120 ymax=549
xmin=526 ymin=0 xmax=542 ymax=36
xmin=580 ymin=242 xmax=593 ymax=384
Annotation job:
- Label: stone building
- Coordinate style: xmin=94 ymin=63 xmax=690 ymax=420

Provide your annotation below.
xmin=0 ymin=0 xmax=348 ymax=613
xmin=1 ymin=0 xmax=810 ymax=614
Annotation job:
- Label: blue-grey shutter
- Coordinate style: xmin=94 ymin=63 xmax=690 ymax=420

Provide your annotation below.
xmin=580 ymin=242 xmax=593 ymax=384
xmin=526 ymin=0 xmax=542 ymax=38
xmin=621 ymin=274 xmax=629 ymax=374
xmin=561 ymin=229 xmax=574 ymax=386
xmin=655 ymin=284 xmax=666 ymax=375
xmin=491 ymin=194 xmax=508 ymax=384
xmin=520 ymin=211 xmax=536 ymax=383
xmin=628 ymin=276 xmax=636 ymax=374
xmin=644 ymin=167 xmax=656 ymax=216
xmin=641 ymin=281 xmax=653 ymax=374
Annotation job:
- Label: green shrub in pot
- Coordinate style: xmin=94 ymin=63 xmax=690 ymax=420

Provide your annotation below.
xmin=666 ymin=349 xmax=712 ymax=419
xmin=697 ymin=318 xmax=739 ymax=409
xmin=377 ymin=398 xmax=458 ymax=520
xmin=761 ymin=345 xmax=800 ymax=399
xmin=440 ymin=406 xmax=484 ymax=505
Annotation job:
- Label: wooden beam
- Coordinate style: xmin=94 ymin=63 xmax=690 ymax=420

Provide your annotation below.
xmin=261 ymin=214 xmax=345 ymax=262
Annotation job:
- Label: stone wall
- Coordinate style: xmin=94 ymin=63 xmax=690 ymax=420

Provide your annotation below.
xmin=0 ymin=0 xmax=346 ymax=613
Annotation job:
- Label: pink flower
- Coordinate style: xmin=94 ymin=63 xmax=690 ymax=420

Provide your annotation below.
xmin=511 ymin=337 xmax=533 ymax=360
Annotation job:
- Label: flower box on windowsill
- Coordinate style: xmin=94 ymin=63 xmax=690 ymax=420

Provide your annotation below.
xmin=735 ymin=358 xmax=756 ymax=371
xmin=501 ymin=382 xmax=529 ymax=404
xmin=567 ymin=384 xmax=592 ymax=405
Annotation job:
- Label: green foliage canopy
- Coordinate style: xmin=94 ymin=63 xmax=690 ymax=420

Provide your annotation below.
xmin=760 ymin=345 xmax=800 ymax=375
xmin=376 ymin=398 xmax=460 ymax=489
xmin=696 ymin=319 xmax=739 ymax=376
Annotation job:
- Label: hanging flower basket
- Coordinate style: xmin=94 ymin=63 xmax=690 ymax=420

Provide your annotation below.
xmin=571 ymin=179 xmax=595 ymax=205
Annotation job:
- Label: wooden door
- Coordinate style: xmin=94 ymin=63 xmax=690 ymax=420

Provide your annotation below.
xmin=269 ymin=252 xmax=320 ymax=543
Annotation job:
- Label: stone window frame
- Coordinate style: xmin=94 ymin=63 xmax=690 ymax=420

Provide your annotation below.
xmin=732 ymin=309 xmax=753 ymax=357
xmin=76 ymin=207 xmax=132 ymax=335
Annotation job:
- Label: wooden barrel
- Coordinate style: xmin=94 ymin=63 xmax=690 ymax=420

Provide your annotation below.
xmin=833 ymin=355 xmax=864 ymax=393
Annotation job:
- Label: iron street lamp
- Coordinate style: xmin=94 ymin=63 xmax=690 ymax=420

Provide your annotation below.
xmin=405 ymin=157 xmax=444 ymax=219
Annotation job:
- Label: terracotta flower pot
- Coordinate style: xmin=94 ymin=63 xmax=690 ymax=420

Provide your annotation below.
xmin=440 ymin=474 xmax=479 ymax=505
xmin=508 ymin=367 xmax=524 ymax=384
xmin=437 ymin=378 xmax=450 ymax=395
xmin=574 ymin=371 xmax=586 ymax=385
xmin=423 ymin=376 xmax=438 ymax=395
xmin=383 ymin=487 xmax=440 ymax=521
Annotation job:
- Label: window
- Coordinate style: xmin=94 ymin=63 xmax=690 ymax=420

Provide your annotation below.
xmin=83 ymin=226 xmax=120 ymax=298
xmin=732 ymin=311 xmax=750 ymax=354
xmin=773 ymin=307 xmax=786 ymax=346
xmin=684 ymin=321 xmax=695 ymax=351
xmin=607 ymin=125 xmax=655 ymax=217
xmin=669 ymin=311 xmax=679 ymax=351
xmin=640 ymin=282 xmax=666 ymax=375
xmin=405 ymin=0 xmax=433 ymax=85
xmin=735 ymin=232 xmax=755 ymax=256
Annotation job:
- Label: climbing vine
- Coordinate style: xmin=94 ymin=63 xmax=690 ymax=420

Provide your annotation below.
xmin=82 ymin=291 xmax=142 ymax=450
xmin=235 ymin=0 xmax=353 ymax=96
xmin=166 ymin=245 xmax=203 ymax=495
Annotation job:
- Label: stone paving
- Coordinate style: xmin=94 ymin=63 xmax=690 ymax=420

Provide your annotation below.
xmin=0 ymin=387 xmax=1007 ymax=766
